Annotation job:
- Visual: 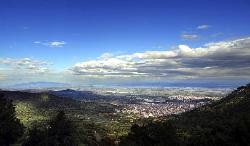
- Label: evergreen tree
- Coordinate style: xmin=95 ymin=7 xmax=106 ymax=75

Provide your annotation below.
xmin=22 ymin=127 xmax=47 ymax=146
xmin=0 ymin=94 xmax=24 ymax=146
xmin=47 ymin=111 xmax=76 ymax=146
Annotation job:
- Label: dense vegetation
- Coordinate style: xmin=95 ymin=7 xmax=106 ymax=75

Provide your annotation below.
xmin=23 ymin=111 xmax=76 ymax=146
xmin=120 ymin=83 xmax=250 ymax=146
xmin=0 ymin=94 xmax=24 ymax=146
xmin=1 ymin=83 xmax=250 ymax=145
xmin=0 ymin=91 xmax=118 ymax=146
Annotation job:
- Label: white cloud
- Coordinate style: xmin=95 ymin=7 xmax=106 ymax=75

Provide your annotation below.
xmin=131 ymin=51 xmax=177 ymax=59
xmin=34 ymin=41 xmax=66 ymax=47
xmin=197 ymin=24 xmax=210 ymax=30
xmin=33 ymin=41 xmax=41 ymax=44
xmin=181 ymin=33 xmax=198 ymax=40
xmin=71 ymin=37 xmax=250 ymax=80
xmin=99 ymin=53 xmax=114 ymax=60
xmin=211 ymin=32 xmax=223 ymax=37
xmin=0 ymin=58 xmax=51 ymax=73
xmin=48 ymin=41 xmax=66 ymax=47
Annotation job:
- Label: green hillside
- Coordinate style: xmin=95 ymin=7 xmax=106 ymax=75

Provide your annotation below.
xmin=120 ymin=83 xmax=250 ymax=146
xmin=0 ymin=91 xmax=125 ymax=146
xmin=1 ymin=83 xmax=250 ymax=146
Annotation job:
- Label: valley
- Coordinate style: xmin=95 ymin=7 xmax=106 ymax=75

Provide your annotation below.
xmin=0 ymin=87 xmax=231 ymax=142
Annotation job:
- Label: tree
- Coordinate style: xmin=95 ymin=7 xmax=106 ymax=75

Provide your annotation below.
xmin=0 ymin=94 xmax=24 ymax=146
xmin=47 ymin=111 xmax=76 ymax=146
xmin=147 ymin=121 xmax=180 ymax=146
xmin=119 ymin=124 xmax=155 ymax=146
xmin=22 ymin=127 xmax=47 ymax=146
xmin=23 ymin=111 xmax=76 ymax=146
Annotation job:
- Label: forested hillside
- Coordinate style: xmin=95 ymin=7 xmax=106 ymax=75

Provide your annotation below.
xmin=120 ymin=83 xmax=250 ymax=146
xmin=1 ymin=83 xmax=250 ymax=145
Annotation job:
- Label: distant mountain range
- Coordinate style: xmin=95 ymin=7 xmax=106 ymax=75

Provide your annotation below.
xmin=8 ymin=82 xmax=71 ymax=89
xmin=119 ymin=81 xmax=249 ymax=88
xmin=2 ymin=81 xmax=249 ymax=90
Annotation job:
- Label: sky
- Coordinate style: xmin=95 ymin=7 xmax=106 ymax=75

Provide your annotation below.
xmin=0 ymin=0 xmax=250 ymax=86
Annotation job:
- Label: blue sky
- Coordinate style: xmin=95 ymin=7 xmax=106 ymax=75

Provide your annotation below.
xmin=0 ymin=0 xmax=250 ymax=86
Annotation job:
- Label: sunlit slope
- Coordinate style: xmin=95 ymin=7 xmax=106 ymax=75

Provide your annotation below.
xmin=0 ymin=90 xmax=131 ymax=144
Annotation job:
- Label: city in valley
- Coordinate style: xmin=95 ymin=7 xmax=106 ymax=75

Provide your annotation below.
xmin=49 ymin=87 xmax=231 ymax=119
xmin=0 ymin=85 xmax=232 ymax=141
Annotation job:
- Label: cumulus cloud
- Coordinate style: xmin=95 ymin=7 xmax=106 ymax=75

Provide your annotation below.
xmin=0 ymin=58 xmax=51 ymax=73
xmin=197 ymin=24 xmax=210 ymax=30
xmin=34 ymin=41 xmax=66 ymax=47
xmin=181 ymin=33 xmax=198 ymax=40
xmin=71 ymin=37 xmax=250 ymax=80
